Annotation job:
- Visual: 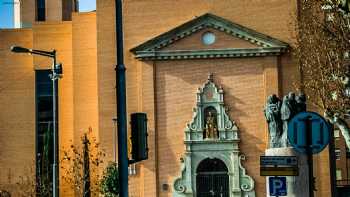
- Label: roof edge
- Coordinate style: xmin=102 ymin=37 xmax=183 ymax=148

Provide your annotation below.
xmin=130 ymin=13 xmax=289 ymax=53
xmin=133 ymin=47 xmax=289 ymax=60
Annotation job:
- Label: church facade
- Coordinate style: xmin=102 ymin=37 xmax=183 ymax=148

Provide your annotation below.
xmin=0 ymin=0 xmax=333 ymax=196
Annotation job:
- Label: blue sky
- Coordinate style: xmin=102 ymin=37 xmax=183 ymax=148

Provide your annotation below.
xmin=0 ymin=0 xmax=96 ymax=28
xmin=0 ymin=0 xmax=14 ymax=28
xmin=79 ymin=0 xmax=96 ymax=12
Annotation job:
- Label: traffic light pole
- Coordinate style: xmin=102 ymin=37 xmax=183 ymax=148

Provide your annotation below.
xmin=115 ymin=0 xmax=129 ymax=196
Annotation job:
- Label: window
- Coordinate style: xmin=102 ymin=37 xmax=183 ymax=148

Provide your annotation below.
xmin=36 ymin=70 xmax=53 ymax=195
xmin=337 ymin=169 xmax=343 ymax=181
xmin=36 ymin=0 xmax=46 ymax=21
xmin=335 ymin=149 xmax=341 ymax=160
xmin=62 ymin=0 xmax=79 ymax=21
xmin=346 ymin=148 xmax=350 ymax=158
xmin=334 ymin=129 xmax=340 ymax=138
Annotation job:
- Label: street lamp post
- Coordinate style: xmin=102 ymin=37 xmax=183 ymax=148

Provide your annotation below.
xmin=11 ymin=46 xmax=62 ymax=197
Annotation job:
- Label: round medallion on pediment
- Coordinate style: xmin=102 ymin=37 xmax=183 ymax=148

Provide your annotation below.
xmin=202 ymin=32 xmax=216 ymax=45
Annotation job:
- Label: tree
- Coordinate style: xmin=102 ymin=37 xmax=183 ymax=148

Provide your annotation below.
xmin=82 ymin=133 xmax=91 ymax=197
xmin=294 ymin=0 xmax=350 ymax=148
xmin=61 ymin=128 xmax=105 ymax=196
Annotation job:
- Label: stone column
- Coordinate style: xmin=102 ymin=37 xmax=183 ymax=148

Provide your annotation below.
xmin=265 ymin=147 xmax=309 ymax=197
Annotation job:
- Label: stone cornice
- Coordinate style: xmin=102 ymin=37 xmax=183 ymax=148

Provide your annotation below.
xmin=133 ymin=47 xmax=287 ymax=60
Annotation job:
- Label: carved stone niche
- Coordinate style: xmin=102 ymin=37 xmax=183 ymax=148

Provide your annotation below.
xmin=173 ymin=74 xmax=255 ymax=197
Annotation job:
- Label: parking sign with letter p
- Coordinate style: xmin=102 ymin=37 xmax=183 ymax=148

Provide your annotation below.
xmin=269 ymin=177 xmax=287 ymax=196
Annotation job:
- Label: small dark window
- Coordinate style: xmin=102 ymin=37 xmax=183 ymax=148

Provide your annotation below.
xmin=346 ymin=148 xmax=350 ymax=158
xmin=36 ymin=0 xmax=46 ymax=21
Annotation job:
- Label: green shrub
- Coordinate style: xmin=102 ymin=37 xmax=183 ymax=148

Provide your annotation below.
xmin=100 ymin=162 xmax=119 ymax=197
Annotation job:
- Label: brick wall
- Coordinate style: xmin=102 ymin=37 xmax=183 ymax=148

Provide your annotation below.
xmin=155 ymin=58 xmax=268 ymax=196
xmin=0 ymin=29 xmax=34 ymax=193
xmin=0 ymin=0 xmax=335 ymax=196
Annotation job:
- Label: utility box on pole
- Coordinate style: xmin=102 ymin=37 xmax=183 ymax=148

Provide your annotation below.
xmin=130 ymin=113 xmax=148 ymax=163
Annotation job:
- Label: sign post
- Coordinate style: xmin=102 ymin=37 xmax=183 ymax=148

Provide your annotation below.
xmin=260 ymin=156 xmax=298 ymax=196
xmin=260 ymin=156 xmax=298 ymax=176
xmin=303 ymin=116 xmax=315 ymax=197
xmin=288 ymin=111 xmax=331 ymax=197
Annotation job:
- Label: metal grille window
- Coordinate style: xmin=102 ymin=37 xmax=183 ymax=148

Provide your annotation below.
xmin=196 ymin=158 xmax=229 ymax=197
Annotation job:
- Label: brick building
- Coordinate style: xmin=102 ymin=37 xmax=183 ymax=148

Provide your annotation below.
xmin=0 ymin=0 xmax=336 ymax=196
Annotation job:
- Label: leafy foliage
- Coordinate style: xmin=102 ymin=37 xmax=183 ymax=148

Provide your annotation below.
xmin=294 ymin=0 xmax=350 ymax=148
xmin=295 ymin=0 xmax=350 ymax=113
xmin=61 ymin=127 xmax=105 ymax=196
xmin=100 ymin=162 xmax=119 ymax=197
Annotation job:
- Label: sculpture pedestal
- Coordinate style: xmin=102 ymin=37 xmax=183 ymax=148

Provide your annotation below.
xmin=265 ymin=147 xmax=309 ymax=197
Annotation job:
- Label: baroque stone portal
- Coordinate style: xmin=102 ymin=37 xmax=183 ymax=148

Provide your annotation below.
xmin=173 ymin=74 xmax=255 ymax=197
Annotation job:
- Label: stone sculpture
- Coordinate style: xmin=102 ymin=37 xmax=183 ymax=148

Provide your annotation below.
xmin=264 ymin=94 xmax=283 ymax=148
xmin=264 ymin=92 xmax=307 ymax=148
xmin=296 ymin=93 xmax=307 ymax=112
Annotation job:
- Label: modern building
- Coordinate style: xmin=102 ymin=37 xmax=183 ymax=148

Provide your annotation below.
xmin=0 ymin=0 xmax=339 ymax=196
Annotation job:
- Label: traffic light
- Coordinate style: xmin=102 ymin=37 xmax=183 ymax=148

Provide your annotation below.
xmin=130 ymin=113 xmax=148 ymax=163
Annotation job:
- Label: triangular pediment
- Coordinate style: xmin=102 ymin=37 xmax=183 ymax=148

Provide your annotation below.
xmin=130 ymin=13 xmax=289 ymax=60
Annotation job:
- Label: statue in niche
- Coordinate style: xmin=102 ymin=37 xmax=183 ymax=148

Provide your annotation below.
xmin=205 ymin=111 xmax=218 ymax=139
xmin=264 ymin=92 xmax=307 ymax=148
xmin=264 ymin=94 xmax=283 ymax=148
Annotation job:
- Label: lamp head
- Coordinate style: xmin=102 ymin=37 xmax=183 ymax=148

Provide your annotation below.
xmin=10 ymin=46 xmax=31 ymax=53
xmin=55 ymin=63 xmax=63 ymax=75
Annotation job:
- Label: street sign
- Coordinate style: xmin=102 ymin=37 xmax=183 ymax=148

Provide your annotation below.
xmin=260 ymin=166 xmax=298 ymax=176
xmin=269 ymin=177 xmax=287 ymax=196
xmin=260 ymin=156 xmax=297 ymax=166
xmin=288 ymin=111 xmax=330 ymax=154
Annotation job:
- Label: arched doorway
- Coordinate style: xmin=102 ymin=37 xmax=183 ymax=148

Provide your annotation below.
xmin=196 ymin=158 xmax=229 ymax=197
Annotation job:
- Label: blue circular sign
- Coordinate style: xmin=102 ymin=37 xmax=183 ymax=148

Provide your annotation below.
xmin=288 ymin=111 xmax=331 ymax=154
